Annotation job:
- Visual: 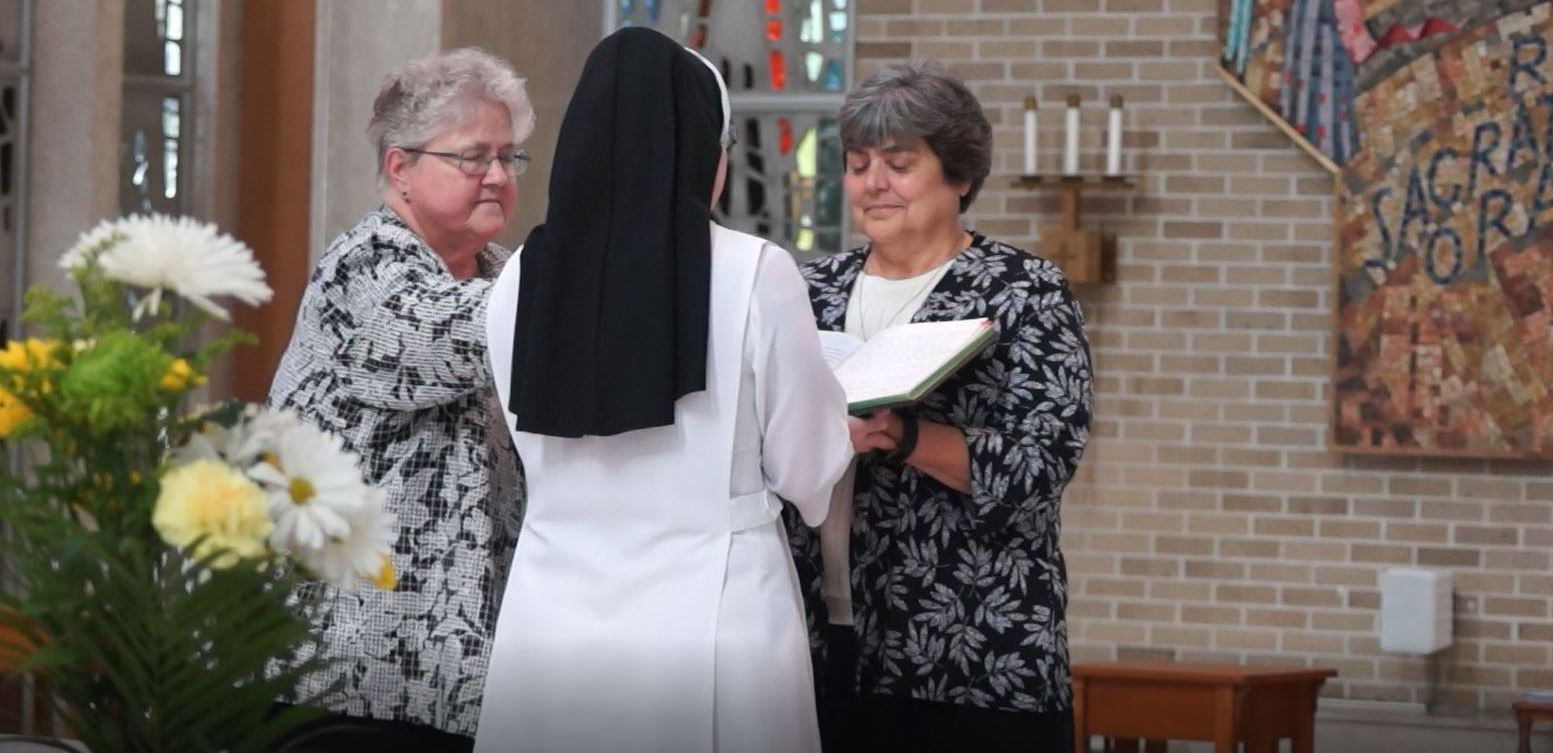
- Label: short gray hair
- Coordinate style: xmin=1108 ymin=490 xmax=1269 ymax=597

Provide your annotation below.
xmin=838 ymin=62 xmax=992 ymax=213
xmin=368 ymin=47 xmax=536 ymax=184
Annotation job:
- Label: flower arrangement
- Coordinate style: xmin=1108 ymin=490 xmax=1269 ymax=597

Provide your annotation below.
xmin=0 ymin=215 xmax=395 ymax=752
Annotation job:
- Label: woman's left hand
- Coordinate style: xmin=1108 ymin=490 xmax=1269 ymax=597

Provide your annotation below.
xmin=889 ymin=414 xmax=971 ymax=494
xmin=847 ymin=410 xmax=895 ymax=454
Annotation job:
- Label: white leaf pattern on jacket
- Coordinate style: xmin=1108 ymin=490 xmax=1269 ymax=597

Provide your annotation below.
xmin=785 ymin=232 xmax=1092 ymax=714
xmin=270 ymin=209 xmax=524 ymax=737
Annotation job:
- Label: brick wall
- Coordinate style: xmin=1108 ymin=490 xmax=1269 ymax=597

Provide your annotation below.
xmin=856 ymin=0 xmax=1553 ymax=714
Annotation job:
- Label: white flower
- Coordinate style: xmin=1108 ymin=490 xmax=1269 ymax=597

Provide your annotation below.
xmin=88 ymin=214 xmax=273 ymax=321
xmin=60 ymin=218 xmax=125 ymax=270
xmin=294 ymin=487 xmax=398 ymax=592
xmin=230 ymin=407 xmax=301 ymax=466
xmin=248 ymin=420 xmax=367 ymax=553
xmin=171 ymin=406 xmax=300 ymax=469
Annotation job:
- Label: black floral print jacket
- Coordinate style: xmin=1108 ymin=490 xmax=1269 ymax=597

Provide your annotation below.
xmin=785 ymin=232 xmax=1093 ymax=714
xmin=269 ymin=209 xmax=524 ymax=737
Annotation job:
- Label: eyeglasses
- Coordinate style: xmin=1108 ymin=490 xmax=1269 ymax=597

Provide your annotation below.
xmin=401 ymin=147 xmax=530 ymax=177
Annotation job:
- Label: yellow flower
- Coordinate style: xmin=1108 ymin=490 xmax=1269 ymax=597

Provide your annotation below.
xmin=0 ymin=339 xmax=60 ymax=437
xmin=160 ymin=358 xmax=206 ymax=391
xmin=373 ymin=555 xmax=398 ymax=590
xmin=0 ymin=386 xmax=30 ymax=438
xmin=152 ymin=460 xmax=273 ymax=569
xmin=0 ymin=338 xmax=58 ymax=372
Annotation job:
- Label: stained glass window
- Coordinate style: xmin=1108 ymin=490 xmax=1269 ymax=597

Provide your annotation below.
xmin=607 ymin=0 xmax=853 ymax=258
xmin=120 ymin=0 xmax=194 ymax=215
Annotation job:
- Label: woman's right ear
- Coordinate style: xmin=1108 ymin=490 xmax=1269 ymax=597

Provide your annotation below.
xmin=385 ymin=148 xmax=412 ymax=198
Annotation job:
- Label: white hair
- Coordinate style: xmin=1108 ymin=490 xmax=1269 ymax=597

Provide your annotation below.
xmin=368 ymin=47 xmax=536 ymax=185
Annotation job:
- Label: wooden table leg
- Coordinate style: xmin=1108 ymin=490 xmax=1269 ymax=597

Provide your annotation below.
xmin=1214 ymin=685 xmax=1237 ymax=753
xmin=1291 ymin=683 xmax=1317 ymax=753
xmin=1143 ymin=740 xmax=1166 ymax=753
xmin=1111 ymin=737 xmax=1140 ymax=753
xmin=1519 ymin=712 xmax=1533 ymax=753
xmin=1074 ymin=677 xmax=1089 ymax=753
xmin=1246 ymin=736 xmax=1276 ymax=753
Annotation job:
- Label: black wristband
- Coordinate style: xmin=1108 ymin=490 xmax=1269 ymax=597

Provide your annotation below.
xmin=888 ymin=409 xmax=919 ymax=464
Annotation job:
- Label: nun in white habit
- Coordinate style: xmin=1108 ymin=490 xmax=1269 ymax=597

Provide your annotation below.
xmin=475 ymin=27 xmax=867 ymax=753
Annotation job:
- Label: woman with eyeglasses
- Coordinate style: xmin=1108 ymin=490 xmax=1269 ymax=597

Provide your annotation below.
xmin=268 ymin=47 xmax=533 ymax=753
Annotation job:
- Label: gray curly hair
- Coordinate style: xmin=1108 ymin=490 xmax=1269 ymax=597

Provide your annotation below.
xmin=838 ymin=62 xmax=993 ymax=213
xmin=368 ymin=47 xmax=536 ymax=186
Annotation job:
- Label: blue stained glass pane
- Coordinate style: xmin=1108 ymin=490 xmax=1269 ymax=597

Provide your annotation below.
xmin=822 ymin=59 xmax=843 ymax=91
xmin=619 ymin=0 xmax=634 ymax=16
xmin=832 ymin=0 xmax=846 ymax=8
xmin=645 ymin=0 xmax=661 ymax=23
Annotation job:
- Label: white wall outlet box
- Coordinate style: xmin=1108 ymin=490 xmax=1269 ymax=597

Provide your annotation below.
xmin=1380 ymin=567 xmax=1453 ymax=654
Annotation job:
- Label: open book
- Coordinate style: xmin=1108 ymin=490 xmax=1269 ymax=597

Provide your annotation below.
xmin=818 ymin=318 xmax=996 ymax=413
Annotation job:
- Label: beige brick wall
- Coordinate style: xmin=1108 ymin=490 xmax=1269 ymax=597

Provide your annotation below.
xmin=857 ymin=0 xmax=1553 ymax=714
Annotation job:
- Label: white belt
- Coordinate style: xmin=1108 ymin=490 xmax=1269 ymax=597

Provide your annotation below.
xmin=729 ymin=489 xmax=781 ymax=532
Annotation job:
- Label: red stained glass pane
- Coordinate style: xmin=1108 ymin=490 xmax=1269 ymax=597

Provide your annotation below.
xmin=766 ymin=18 xmax=782 ymax=42
xmin=779 ymin=117 xmax=794 ymax=155
xmin=691 ymin=23 xmax=708 ymax=49
xmin=769 ymin=49 xmax=787 ymax=91
xmin=765 ymin=0 xmax=780 ymax=15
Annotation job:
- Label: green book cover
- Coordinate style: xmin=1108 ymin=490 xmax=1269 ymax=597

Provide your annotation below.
xmin=822 ymin=318 xmax=996 ymax=413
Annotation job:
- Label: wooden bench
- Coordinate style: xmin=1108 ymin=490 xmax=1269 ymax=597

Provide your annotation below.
xmin=1515 ymin=700 xmax=1553 ymax=753
xmin=1074 ymin=662 xmax=1338 ymax=753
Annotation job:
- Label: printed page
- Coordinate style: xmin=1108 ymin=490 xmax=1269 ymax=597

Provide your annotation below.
xmin=817 ymin=330 xmax=865 ymax=369
xmin=832 ymin=319 xmax=989 ymax=406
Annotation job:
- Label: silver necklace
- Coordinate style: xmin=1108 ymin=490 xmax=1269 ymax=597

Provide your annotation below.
xmin=854 ymin=235 xmax=967 ymax=340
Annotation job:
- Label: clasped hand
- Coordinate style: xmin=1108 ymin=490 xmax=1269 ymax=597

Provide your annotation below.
xmin=847 ymin=409 xmax=896 ymax=454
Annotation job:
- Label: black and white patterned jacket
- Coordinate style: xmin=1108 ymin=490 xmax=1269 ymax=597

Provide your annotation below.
xmin=270 ymin=208 xmax=523 ymax=738
xmin=785 ymin=232 xmax=1093 ymax=714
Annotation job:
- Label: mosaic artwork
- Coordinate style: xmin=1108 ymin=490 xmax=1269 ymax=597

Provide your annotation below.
xmin=1222 ymin=1 xmax=1553 ymax=457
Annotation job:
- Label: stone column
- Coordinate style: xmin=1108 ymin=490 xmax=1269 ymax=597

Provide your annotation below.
xmin=308 ymin=0 xmax=442 ymax=258
xmin=26 ymin=0 xmax=124 ymax=293
xmin=442 ymin=0 xmax=602 ymax=247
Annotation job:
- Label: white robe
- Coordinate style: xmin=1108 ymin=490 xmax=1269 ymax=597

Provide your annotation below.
xmin=475 ymin=223 xmax=852 ymax=753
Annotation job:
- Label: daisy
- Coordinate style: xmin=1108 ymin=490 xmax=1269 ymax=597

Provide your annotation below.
xmin=248 ymin=419 xmax=366 ymax=553
xmin=93 ymin=214 xmax=273 ymax=321
xmin=171 ymin=406 xmax=298 ymax=469
xmin=294 ymin=487 xmax=398 ymax=592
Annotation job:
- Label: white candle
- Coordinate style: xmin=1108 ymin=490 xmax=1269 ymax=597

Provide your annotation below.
xmin=1023 ymin=96 xmax=1038 ymax=175
xmin=1106 ymin=94 xmax=1124 ymax=176
xmin=1063 ymin=94 xmax=1080 ymax=176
